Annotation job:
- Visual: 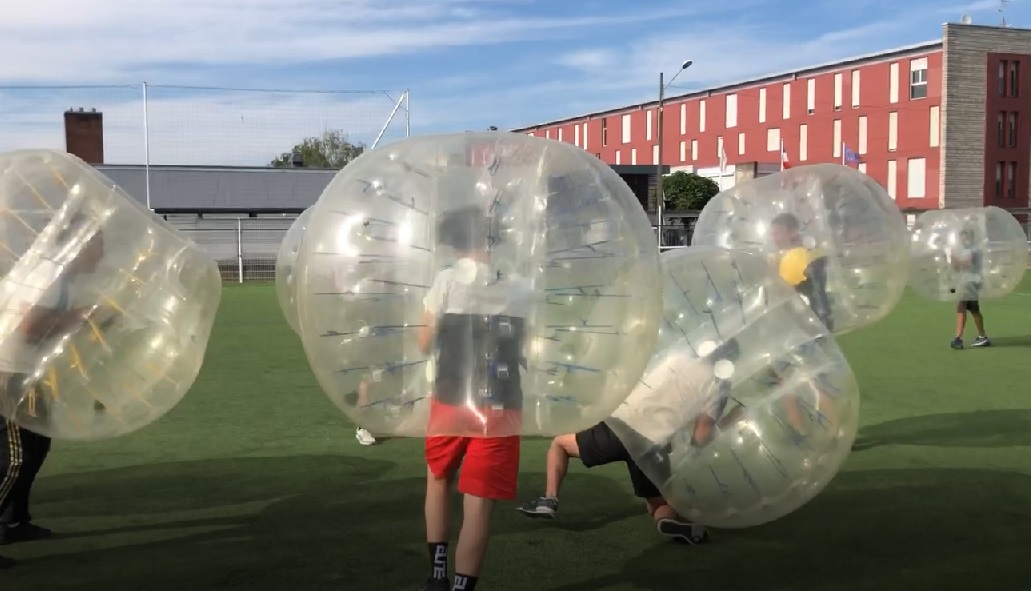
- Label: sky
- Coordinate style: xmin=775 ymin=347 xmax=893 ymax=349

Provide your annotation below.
xmin=0 ymin=0 xmax=1024 ymax=166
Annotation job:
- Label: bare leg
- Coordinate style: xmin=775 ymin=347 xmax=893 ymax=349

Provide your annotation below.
xmin=453 ymin=494 xmax=495 ymax=578
xmin=425 ymin=466 xmax=452 ymax=544
xmin=545 ymin=434 xmax=580 ymax=498
xmin=972 ymin=312 xmax=987 ymax=337
xmin=645 ymin=497 xmax=678 ymax=522
xmin=955 ymin=311 xmax=967 ymax=338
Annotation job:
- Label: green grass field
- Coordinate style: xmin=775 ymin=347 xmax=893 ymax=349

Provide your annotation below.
xmin=5 ymin=281 xmax=1031 ymax=591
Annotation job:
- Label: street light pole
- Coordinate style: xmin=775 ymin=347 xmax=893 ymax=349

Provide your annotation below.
xmin=655 ymin=60 xmax=692 ymax=250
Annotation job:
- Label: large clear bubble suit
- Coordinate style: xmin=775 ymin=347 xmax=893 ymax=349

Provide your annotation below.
xmin=0 ymin=149 xmax=222 ymax=441
xmin=605 ymin=246 xmax=860 ymax=529
xmin=908 ymin=206 xmax=1027 ymax=301
xmin=276 ymin=206 xmax=315 ymax=334
xmin=295 ymin=133 xmax=662 ymax=437
xmin=692 ymin=164 xmax=909 ymax=334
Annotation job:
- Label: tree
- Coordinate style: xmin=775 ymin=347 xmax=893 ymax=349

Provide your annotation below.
xmin=270 ymin=129 xmax=366 ymax=169
xmin=661 ymin=171 xmax=721 ymax=210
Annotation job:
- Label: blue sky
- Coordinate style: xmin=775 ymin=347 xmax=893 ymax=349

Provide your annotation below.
xmin=0 ymin=0 xmax=1022 ymax=165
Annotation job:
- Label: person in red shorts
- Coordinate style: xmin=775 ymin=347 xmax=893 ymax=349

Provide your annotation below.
xmin=414 ymin=205 xmax=533 ymax=591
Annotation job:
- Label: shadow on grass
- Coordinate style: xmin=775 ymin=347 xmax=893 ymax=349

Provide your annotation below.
xmin=977 ymin=335 xmax=1031 ymax=348
xmin=3 ymin=456 xmax=636 ymax=591
xmin=546 ymin=468 xmax=1031 ymax=591
xmin=851 ymin=409 xmax=1031 ymax=450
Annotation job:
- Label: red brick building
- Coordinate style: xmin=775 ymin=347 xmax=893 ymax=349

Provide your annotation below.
xmin=513 ymin=23 xmax=1031 ymax=212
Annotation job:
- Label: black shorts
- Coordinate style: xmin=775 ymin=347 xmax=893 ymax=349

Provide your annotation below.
xmin=957 ymin=300 xmax=980 ymax=313
xmin=575 ymin=422 xmax=661 ymax=499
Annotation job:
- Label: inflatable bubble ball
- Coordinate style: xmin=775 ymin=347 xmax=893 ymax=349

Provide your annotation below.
xmin=294 ymin=132 xmax=663 ymax=438
xmin=908 ymin=206 xmax=1027 ymax=301
xmin=692 ymin=163 xmax=909 ymax=335
xmin=0 ymin=149 xmax=222 ymax=440
xmin=276 ymin=206 xmax=315 ymax=334
xmin=605 ymin=246 xmax=860 ymax=529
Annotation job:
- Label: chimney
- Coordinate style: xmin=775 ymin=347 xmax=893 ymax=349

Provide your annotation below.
xmin=64 ymin=108 xmax=104 ymax=164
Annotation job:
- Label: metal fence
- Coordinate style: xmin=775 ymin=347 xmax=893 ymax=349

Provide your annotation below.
xmin=177 ymin=210 xmax=1031 ymax=284
xmin=0 ymin=84 xmax=411 ymax=167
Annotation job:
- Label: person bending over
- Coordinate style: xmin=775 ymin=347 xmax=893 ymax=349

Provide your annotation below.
xmin=770 ymin=213 xmax=833 ymax=332
xmin=517 ymin=339 xmax=741 ymax=545
xmin=414 ymin=205 xmax=532 ymax=591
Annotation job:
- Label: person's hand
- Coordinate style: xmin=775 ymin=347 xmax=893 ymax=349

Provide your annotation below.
xmin=89 ymin=305 xmax=122 ymax=330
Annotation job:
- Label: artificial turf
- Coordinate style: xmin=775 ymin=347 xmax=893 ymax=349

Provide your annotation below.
xmin=5 ymin=281 xmax=1031 ymax=591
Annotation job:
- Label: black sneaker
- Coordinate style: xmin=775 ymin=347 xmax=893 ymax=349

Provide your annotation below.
xmin=415 ymin=578 xmax=449 ymax=591
xmin=971 ymin=336 xmax=991 ymax=347
xmin=0 ymin=554 xmax=16 ymax=569
xmin=950 ymin=337 xmax=963 ymax=350
xmin=516 ymin=496 xmax=558 ymax=518
xmin=657 ymin=518 xmax=710 ymax=544
xmin=0 ymin=522 xmax=53 ymax=545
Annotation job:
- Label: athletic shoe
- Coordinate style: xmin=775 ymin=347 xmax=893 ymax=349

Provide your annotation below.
xmin=355 ymin=428 xmax=377 ymax=446
xmin=414 ymin=578 xmax=449 ymax=591
xmin=657 ymin=518 xmax=709 ymax=544
xmin=0 ymin=554 xmax=16 ymax=568
xmin=950 ymin=337 xmax=963 ymax=350
xmin=0 ymin=522 xmax=53 ymax=545
xmin=516 ymin=496 xmax=558 ymax=518
xmin=971 ymin=336 xmax=992 ymax=347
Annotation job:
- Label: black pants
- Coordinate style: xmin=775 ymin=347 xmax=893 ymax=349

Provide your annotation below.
xmin=0 ymin=374 xmax=52 ymax=526
xmin=575 ymin=421 xmax=666 ymax=499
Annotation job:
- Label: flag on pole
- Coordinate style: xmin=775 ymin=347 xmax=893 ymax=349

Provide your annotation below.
xmin=780 ymin=139 xmax=793 ymax=170
xmin=842 ymin=143 xmax=861 ymax=166
xmin=718 ymin=141 xmax=727 ymax=190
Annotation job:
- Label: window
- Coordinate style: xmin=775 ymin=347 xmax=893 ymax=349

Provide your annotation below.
xmin=558 ymin=127 xmax=563 ymax=141
xmin=759 ymin=88 xmax=767 ymax=123
xmin=615 ymin=150 xmax=621 ymax=165
xmin=631 ymin=148 xmax=637 ymax=165
xmin=1007 ymin=161 xmax=1017 ymax=198
xmin=574 ymin=124 xmax=580 ymax=146
xmin=583 ymin=123 xmax=588 ymax=149
xmin=782 ymin=83 xmax=791 ymax=119
xmin=691 ymin=139 xmax=698 ymax=160
xmin=679 ymin=140 xmax=686 ymax=162
xmin=601 ymin=119 xmax=608 ymax=145
xmin=699 ymin=100 xmax=706 ymax=131
xmin=909 ymin=58 xmax=928 ymax=99
xmin=889 ymin=62 xmax=899 ymax=103
xmin=998 ymin=111 xmax=1006 ymax=147
xmin=1010 ymin=61 xmax=1020 ymax=96
xmin=851 ymin=69 xmax=860 ymax=108
xmin=1009 ymin=112 xmax=1018 ymax=147
xmin=726 ymin=94 xmax=738 ymax=128
xmin=858 ymin=116 xmax=868 ymax=154
xmin=907 ymin=157 xmax=926 ymax=198
xmin=834 ymin=73 xmax=843 ymax=110
xmin=999 ymin=61 xmax=1008 ymax=96
xmin=621 ymin=114 xmax=631 ymax=143
xmin=887 ymin=160 xmax=897 ymax=199
xmin=858 ymin=162 xmax=867 ymax=173
xmin=738 ymin=132 xmax=746 ymax=155
xmin=833 ymin=119 xmax=842 ymax=157
xmin=546 ymin=129 xmax=552 ymax=139
xmin=995 ymin=162 xmax=1003 ymax=197
xmin=652 ymin=144 xmax=659 ymax=164
xmin=806 ymin=78 xmax=816 ymax=113
xmin=767 ymin=128 xmax=780 ymax=151
xmin=799 ymin=124 xmax=808 ymax=161
xmin=888 ymin=111 xmax=898 ymax=151
xmin=680 ymin=104 xmax=687 ymax=134
xmin=646 ymin=110 xmax=653 ymax=141
xmin=929 ymin=106 xmax=940 ymax=147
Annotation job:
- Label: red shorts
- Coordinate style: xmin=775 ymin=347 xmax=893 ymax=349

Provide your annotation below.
xmin=425 ymin=399 xmax=522 ymax=500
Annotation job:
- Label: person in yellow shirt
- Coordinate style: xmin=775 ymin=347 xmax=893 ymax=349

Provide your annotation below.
xmin=769 ymin=213 xmax=833 ymax=332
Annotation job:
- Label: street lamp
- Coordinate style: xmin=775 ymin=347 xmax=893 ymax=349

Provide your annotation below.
xmin=656 ymin=59 xmax=692 ymax=248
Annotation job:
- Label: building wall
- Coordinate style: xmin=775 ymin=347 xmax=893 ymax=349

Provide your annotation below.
xmin=526 ymin=46 xmax=944 ymax=210
xmin=942 ymin=23 xmax=1031 ymax=209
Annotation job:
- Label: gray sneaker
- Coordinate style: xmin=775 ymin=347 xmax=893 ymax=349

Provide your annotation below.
xmin=517 ymin=496 xmax=558 ymax=518
xmin=971 ymin=336 xmax=992 ymax=347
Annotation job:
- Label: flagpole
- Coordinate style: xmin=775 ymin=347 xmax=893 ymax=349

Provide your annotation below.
xmin=841 ymin=142 xmax=845 ymax=166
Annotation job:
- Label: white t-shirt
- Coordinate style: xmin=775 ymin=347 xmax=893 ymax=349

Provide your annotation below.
xmin=609 ymin=350 xmax=721 ymax=446
xmin=423 ymin=258 xmax=534 ymax=317
xmin=0 ymin=261 xmax=72 ymax=374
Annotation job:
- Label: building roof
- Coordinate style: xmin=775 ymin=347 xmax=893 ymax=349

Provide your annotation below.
xmin=96 ymin=164 xmax=333 ymax=212
xmin=511 ymin=39 xmax=943 ymax=131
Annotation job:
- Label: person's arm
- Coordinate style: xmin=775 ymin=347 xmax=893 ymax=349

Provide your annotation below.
xmin=417 ymin=309 xmax=437 ymax=355
xmin=417 ymin=271 xmax=447 ymax=355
